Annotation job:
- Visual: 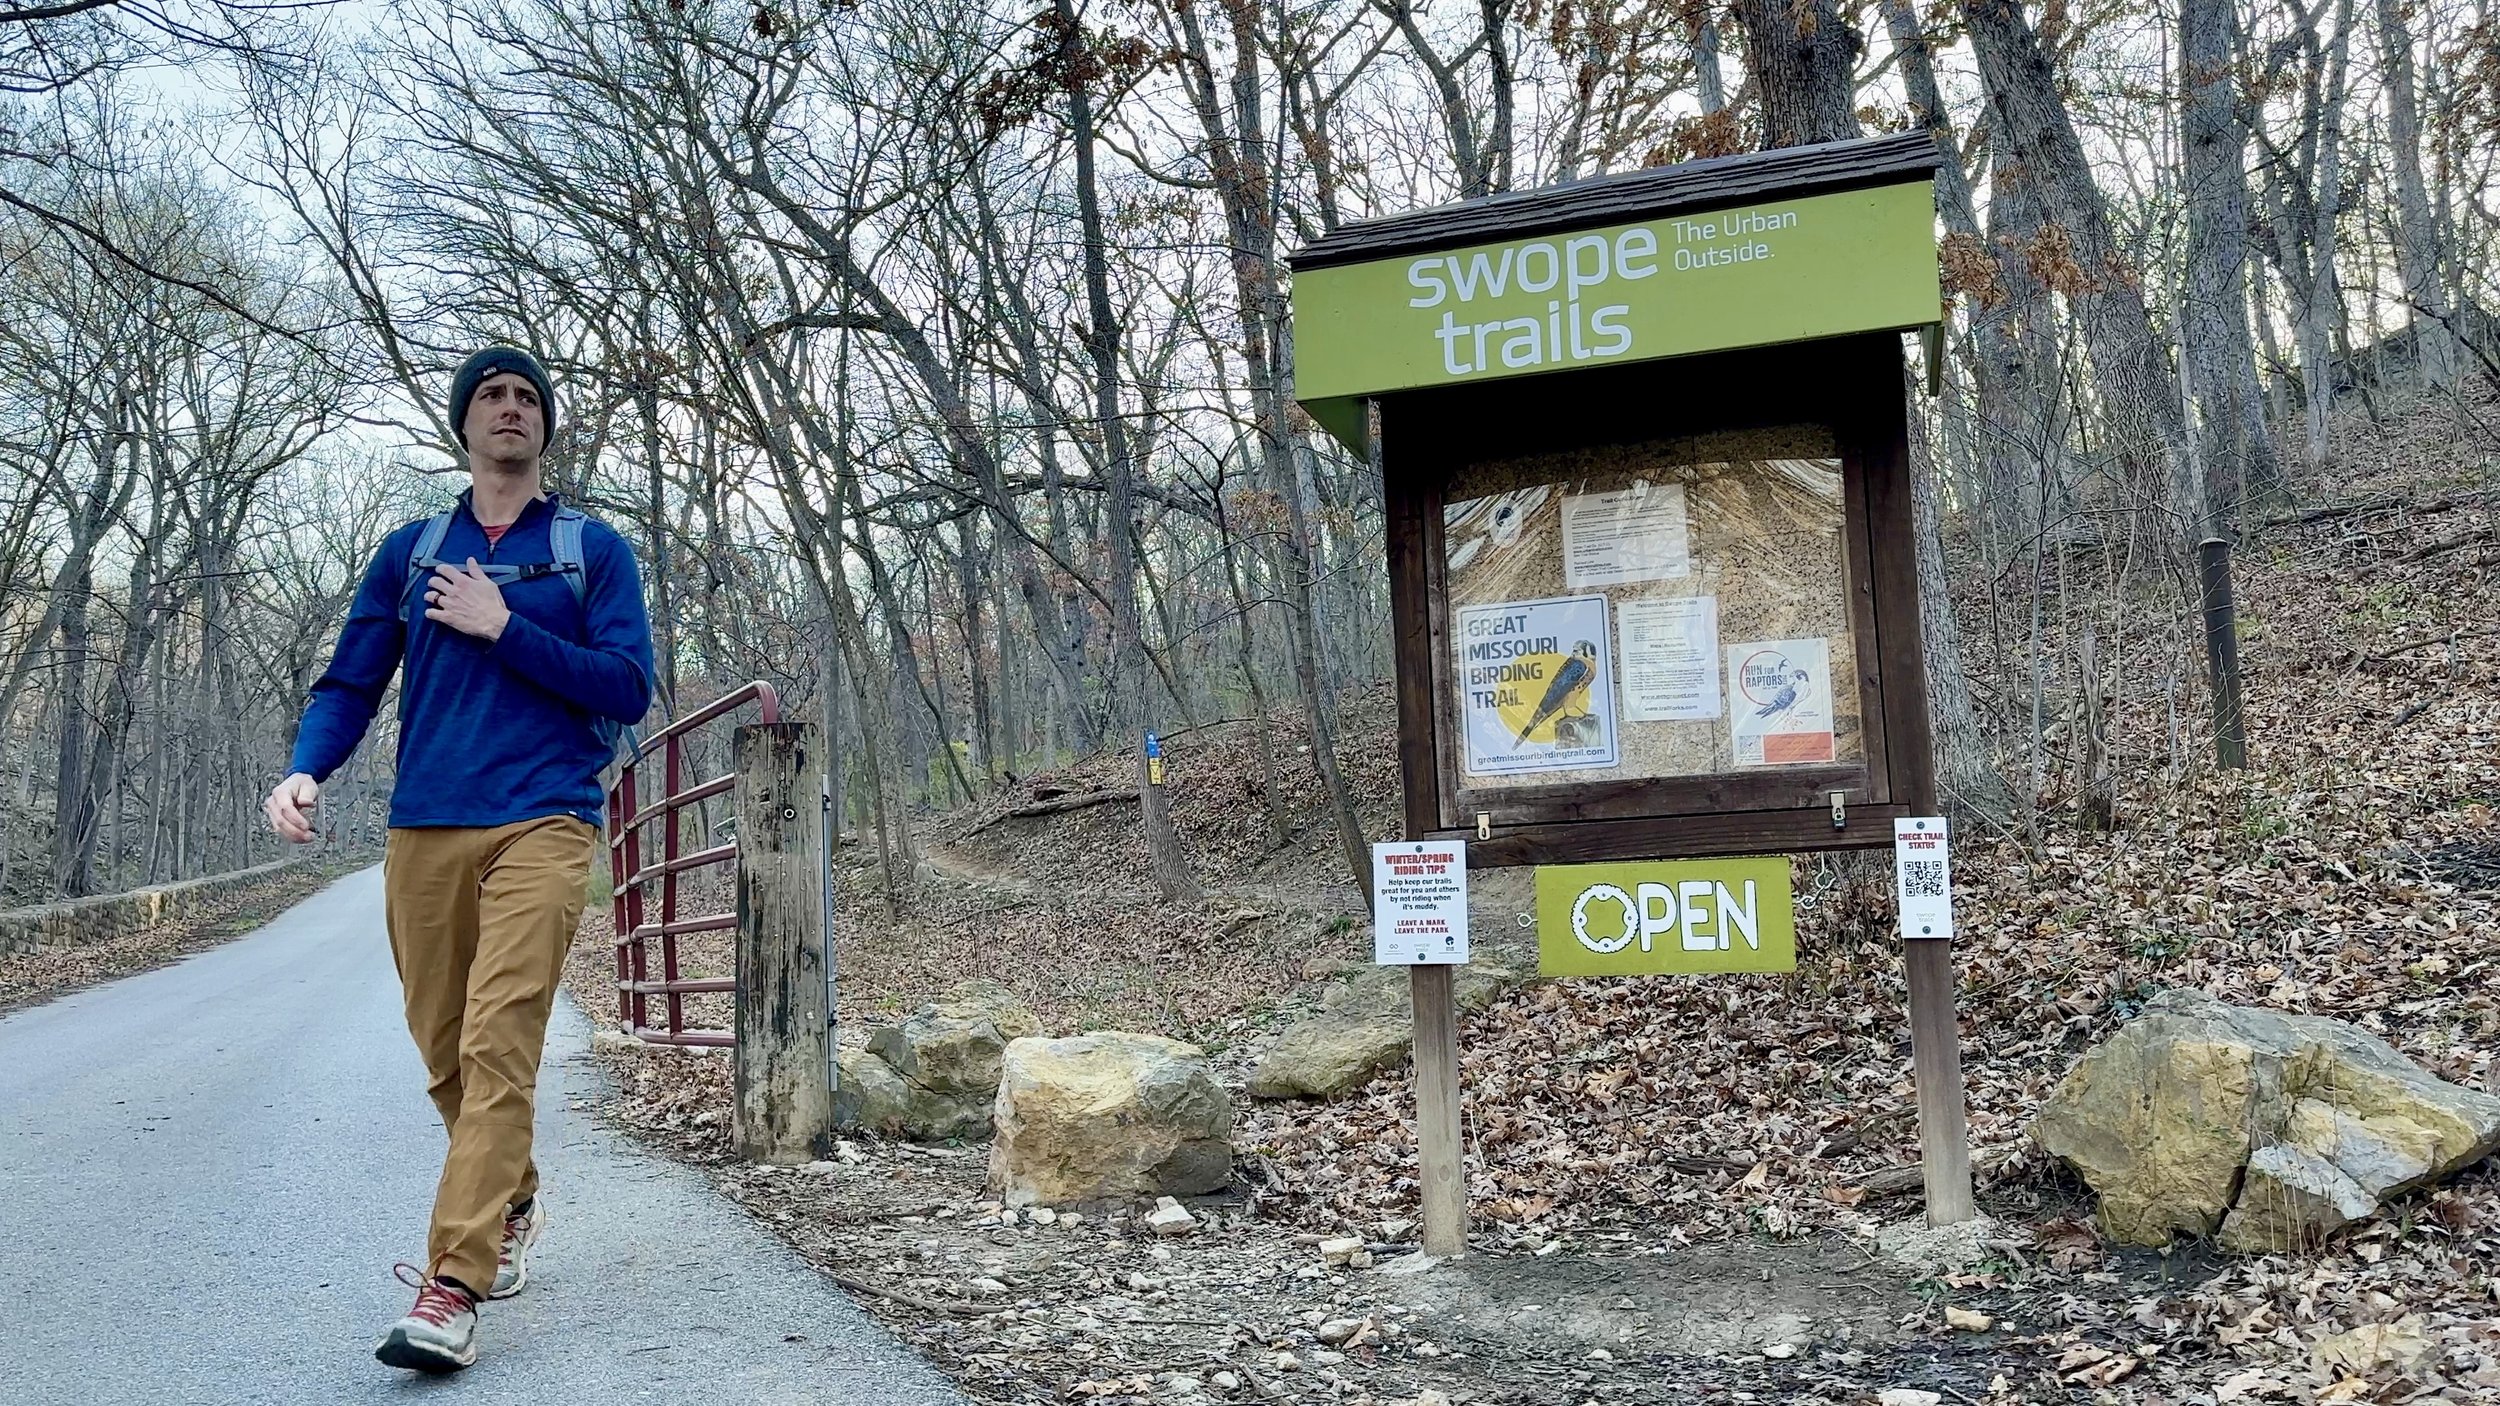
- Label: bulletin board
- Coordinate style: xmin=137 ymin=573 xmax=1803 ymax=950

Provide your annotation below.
xmin=1294 ymin=134 xmax=1945 ymax=865
xmin=1439 ymin=440 xmax=1864 ymax=789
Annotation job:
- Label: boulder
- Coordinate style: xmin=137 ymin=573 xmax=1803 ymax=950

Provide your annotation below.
xmin=832 ymin=1048 xmax=991 ymax=1142
xmin=2031 ymin=988 xmax=2500 ymax=1250
xmin=1248 ymin=964 xmax=1524 ymax=1099
xmin=989 ymin=1032 xmax=1233 ymax=1206
xmin=835 ymin=979 xmax=1041 ymax=1141
xmin=1247 ymin=1019 xmax=1413 ymax=1102
xmin=866 ymin=980 xmax=1042 ymax=1096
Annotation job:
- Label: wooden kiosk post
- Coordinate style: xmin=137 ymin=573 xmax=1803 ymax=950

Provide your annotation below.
xmin=1291 ymin=134 xmax=1976 ymax=1244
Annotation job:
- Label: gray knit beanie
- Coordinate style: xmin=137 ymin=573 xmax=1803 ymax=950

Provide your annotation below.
xmin=448 ymin=346 xmax=558 ymax=449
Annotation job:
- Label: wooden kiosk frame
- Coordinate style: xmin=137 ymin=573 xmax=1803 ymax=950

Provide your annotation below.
xmin=1294 ymin=133 xmax=1949 ymax=864
xmin=1380 ymin=337 xmax=1933 ymax=863
xmin=1290 ymin=134 xmax=1970 ymax=1253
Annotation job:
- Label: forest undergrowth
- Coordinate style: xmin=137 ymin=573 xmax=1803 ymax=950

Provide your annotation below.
xmin=565 ymin=391 xmax=2500 ymax=1402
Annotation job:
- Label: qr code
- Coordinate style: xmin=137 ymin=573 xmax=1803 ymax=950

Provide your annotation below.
xmin=1902 ymin=859 xmax=1947 ymax=898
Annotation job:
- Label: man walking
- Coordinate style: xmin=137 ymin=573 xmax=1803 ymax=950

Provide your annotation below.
xmin=266 ymin=346 xmax=654 ymax=1373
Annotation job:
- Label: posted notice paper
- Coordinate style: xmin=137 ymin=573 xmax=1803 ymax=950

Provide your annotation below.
xmin=1456 ymin=594 xmax=1618 ymax=776
xmin=1726 ymin=637 xmax=1836 ymax=766
xmin=1561 ymin=481 xmax=1690 ymax=589
xmin=1372 ymin=841 xmax=1469 ymax=965
xmin=1617 ymin=595 xmax=1720 ymax=723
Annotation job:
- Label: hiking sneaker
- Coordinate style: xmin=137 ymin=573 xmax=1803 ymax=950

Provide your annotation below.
xmin=374 ymin=1264 xmax=478 ymax=1373
xmin=491 ymin=1196 xmax=544 ymax=1300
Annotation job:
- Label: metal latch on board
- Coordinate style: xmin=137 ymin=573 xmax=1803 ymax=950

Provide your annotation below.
xmin=1829 ymin=791 xmax=1847 ymax=829
xmin=1476 ymin=812 xmax=1492 ymax=840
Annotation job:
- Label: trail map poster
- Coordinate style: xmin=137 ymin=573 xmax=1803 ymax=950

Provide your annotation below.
xmin=1725 ymin=637 xmax=1836 ymax=766
xmin=1457 ymin=595 xmax=1618 ymax=776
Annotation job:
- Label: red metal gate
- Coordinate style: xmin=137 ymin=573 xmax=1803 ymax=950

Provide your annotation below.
xmin=606 ymin=682 xmax=781 ymax=1047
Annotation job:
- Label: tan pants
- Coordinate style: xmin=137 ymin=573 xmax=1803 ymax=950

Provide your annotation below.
xmin=384 ymin=816 xmax=596 ymax=1294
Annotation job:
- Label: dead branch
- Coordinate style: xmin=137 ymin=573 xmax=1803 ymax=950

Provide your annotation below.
xmin=2399 ymin=526 xmax=2494 ymax=563
xmin=825 ymin=1271 xmax=993 ymax=1316
xmin=2363 ymin=625 xmax=2500 ymax=663
xmin=962 ymin=789 xmax=1139 ymax=836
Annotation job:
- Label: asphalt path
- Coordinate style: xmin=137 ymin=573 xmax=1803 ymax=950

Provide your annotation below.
xmin=0 ymin=864 xmax=966 ymax=1406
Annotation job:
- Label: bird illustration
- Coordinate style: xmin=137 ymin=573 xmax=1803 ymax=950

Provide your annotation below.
xmin=1515 ymin=640 xmax=1600 ymax=746
xmin=1753 ymin=666 xmax=1811 ymax=720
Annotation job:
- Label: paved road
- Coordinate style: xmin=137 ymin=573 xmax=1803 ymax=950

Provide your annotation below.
xmin=0 ymin=865 xmax=966 ymax=1406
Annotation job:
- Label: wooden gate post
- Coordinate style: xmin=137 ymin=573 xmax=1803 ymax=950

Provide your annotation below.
xmin=733 ymin=721 xmax=833 ymax=1163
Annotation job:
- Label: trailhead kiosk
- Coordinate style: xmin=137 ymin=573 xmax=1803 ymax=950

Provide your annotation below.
xmin=1289 ymin=133 xmax=1973 ymax=1254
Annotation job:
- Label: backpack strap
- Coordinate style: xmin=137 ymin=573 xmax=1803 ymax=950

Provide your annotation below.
xmin=548 ymin=503 xmax=590 ymax=611
xmin=546 ymin=501 xmax=638 ymax=763
xmin=394 ymin=498 xmax=633 ymax=763
xmin=403 ymin=502 xmax=590 ymax=623
xmin=399 ymin=510 xmax=457 ymax=622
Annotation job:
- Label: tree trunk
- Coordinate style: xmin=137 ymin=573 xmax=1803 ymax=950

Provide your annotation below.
xmin=1746 ymin=0 xmax=2012 ymax=820
xmin=2180 ymin=0 xmax=2283 ymax=526
xmin=1733 ymin=0 xmax=1863 ymax=146
xmin=955 ymin=516 xmax=994 ymax=788
xmin=1962 ymin=0 xmax=2207 ymax=549
xmin=1163 ymin=0 xmax=1371 ymax=891
xmin=51 ymin=567 xmax=94 ymax=898
xmin=1907 ymin=368 xmax=2014 ymax=825
xmin=1056 ymin=0 xmax=1200 ymax=902
xmin=1694 ymin=10 xmax=1729 ymax=113
xmin=2373 ymin=0 xmax=2454 ymax=387
xmin=2252 ymin=0 xmax=2353 ymax=481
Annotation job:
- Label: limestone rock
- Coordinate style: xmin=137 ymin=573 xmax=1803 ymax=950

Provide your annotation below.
xmin=835 ymin=980 xmax=1040 ymax=1141
xmin=833 ymin=1048 xmax=991 ymax=1142
xmin=1247 ymin=964 xmax=1523 ymax=1100
xmin=1246 ymin=1019 xmax=1412 ymax=1101
xmin=865 ymin=980 xmax=1042 ymax=1097
xmin=1145 ymin=1197 xmax=1198 ymax=1237
xmin=2031 ymin=988 xmax=2500 ymax=1249
xmin=989 ymin=1032 xmax=1233 ymax=1206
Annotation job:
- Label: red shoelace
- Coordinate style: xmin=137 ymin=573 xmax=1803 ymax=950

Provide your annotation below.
xmin=392 ymin=1262 xmax=475 ymax=1327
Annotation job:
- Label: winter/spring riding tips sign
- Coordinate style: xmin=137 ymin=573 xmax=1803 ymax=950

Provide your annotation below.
xmin=1373 ymin=841 xmax=1470 ymax=965
xmin=1535 ymin=856 xmax=1796 ymax=975
xmin=1457 ymin=595 xmax=1617 ymax=776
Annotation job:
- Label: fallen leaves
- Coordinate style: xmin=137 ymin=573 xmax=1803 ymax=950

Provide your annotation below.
xmin=552 ymin=390 xmax=2500 ymax=1406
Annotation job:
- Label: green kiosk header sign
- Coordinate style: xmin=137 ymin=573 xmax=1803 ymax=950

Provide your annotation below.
xmin=1292 ymin=179 xmax=1938 ymax=450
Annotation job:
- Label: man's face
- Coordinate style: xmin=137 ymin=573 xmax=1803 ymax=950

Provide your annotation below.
xmin=463 ymin=371 xmax=545 ymax=463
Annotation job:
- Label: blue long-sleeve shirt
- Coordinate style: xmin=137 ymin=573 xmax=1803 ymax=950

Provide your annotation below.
xmin=289 ymin=491 xmax=656 ymax=828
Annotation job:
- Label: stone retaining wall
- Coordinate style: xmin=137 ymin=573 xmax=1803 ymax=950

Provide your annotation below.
xmin=0 ymin=856 xmax=324 ymax=957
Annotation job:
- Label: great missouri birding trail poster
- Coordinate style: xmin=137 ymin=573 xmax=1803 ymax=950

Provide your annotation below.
xmin=1456 ymin=593 xmax=1619 ymax=775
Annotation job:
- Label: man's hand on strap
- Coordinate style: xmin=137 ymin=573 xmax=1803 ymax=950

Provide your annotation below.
xmin=426 ymin=559 xmax=512 ymax=643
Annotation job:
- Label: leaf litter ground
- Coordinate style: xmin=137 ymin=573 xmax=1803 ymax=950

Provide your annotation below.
xmin=561 ymin=392 xmax=2500 ymax=1404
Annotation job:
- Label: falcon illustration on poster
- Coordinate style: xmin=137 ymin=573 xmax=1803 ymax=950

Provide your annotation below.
xmin=1726 ymin=638 xmax=1835 ymax=766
